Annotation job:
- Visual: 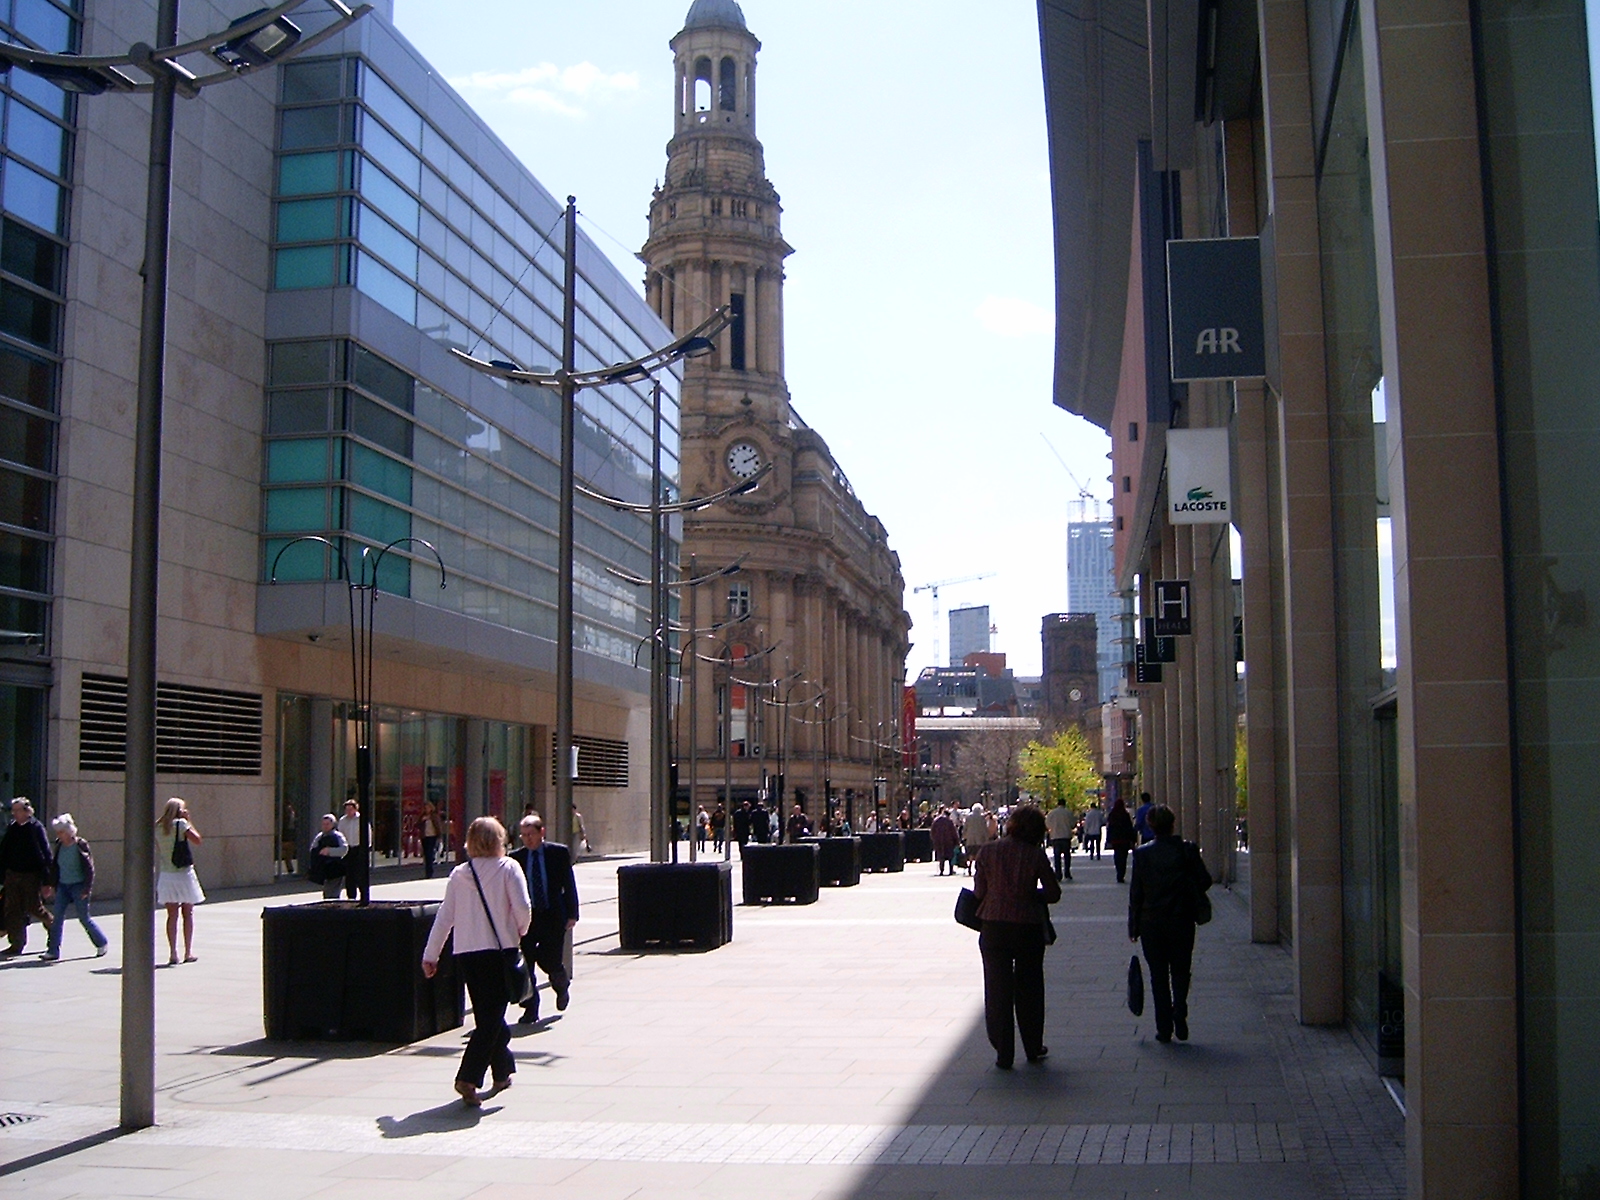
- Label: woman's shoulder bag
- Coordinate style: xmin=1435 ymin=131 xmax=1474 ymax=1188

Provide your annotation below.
xmin=468 ymin=859 xmax=533 ymax=1004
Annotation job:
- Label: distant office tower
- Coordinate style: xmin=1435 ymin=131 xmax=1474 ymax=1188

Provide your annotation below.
xmin=949 ymin=605 xmax=991 ymax=666
xmin=1067 ymin=521 xmax=1120 ymax=701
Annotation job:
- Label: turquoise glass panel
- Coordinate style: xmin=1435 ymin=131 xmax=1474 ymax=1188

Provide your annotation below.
xmin=276 ymin=197 xmax=347 ymax=243
xmin=345 ymin=490 xmax=409 ymax=544
xmin=274 ymin=245 xmax=347 ymax=290
xmin=346 ymin=441 xmax=412 ymax=503
xmin=281 ymin=105 xmax=345 ymax=150
xmin=266 ymin=438 xmax=329 ymax=483
xmin=264 ymin=536 xmax=325 ymax=582
xmin=264 ymin=487 xmax=326 ymax=532
xmin=278 ymin=151 xmax=341 ymax=196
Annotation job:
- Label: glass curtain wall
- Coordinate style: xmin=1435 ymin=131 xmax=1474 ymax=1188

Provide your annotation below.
xmin=1476 ymin=0 xmax=1600 ymax=1185
xmin=1315 ymin=5 xmax=1402 ymax=1073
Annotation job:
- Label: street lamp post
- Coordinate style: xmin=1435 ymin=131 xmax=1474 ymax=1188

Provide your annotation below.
xmin=0 ymin=0 xmax=370 ymax=1133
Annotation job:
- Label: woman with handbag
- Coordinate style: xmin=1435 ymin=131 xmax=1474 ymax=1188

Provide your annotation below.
xmin=972 ymin=804 xmax=1061 ymax=1069
xmin=422 ymin=816 xmax=531 ymax=1107
xmin=156 ymin=797 xmax=204 ymax=965
xmin=1128 ymin=804 xmax=1213 ymax=1043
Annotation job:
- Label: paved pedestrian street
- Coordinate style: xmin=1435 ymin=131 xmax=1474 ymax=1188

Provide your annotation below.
xmin=0 ymin=850 xmax=1403 ymax=1198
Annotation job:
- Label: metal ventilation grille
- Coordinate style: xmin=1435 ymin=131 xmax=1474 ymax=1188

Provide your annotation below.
xmin=552 ymin=733 xmax=630 ymax=788
xmin=79 ymin=674 xmax=264 ymax=776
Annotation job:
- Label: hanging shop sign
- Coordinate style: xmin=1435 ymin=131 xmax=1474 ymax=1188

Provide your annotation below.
xmin=1167 ymin=427 xmax=1233 ymax=525
xmin=1141 ymin=617 xmax=1176 ymax=663
xmin=1134 ymin=643 xmax=1164 ymax=684
xmin=1167 ymin=237 xmax=1266 ymax=381
xmin=1152 ymin=579 xmax=1192 ymax=637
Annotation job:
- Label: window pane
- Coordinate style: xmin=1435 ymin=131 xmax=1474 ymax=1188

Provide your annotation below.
xmin=0 ymin=464 xmax=50 ymax=529
xmin=280 ymin=105 xmax=345 ymax=150
xmin=358 ymin=205 xmax=417 ymax=276
xmin=0 ymin=280 xmax=56 ymax=348
xmin=344 ymin=490 xmax=410 ymax=544
xmin=0 ymin=530 xmax=48 ymax=592
xmin=0 ymin=403 xmax=51 ymax=469
xmin=0 ymin=345 xmax=51 ymax=410
xmin=269 ymin=342 xmax=333 ymax=386
xmin=346 ymin=441 xmax=412 ymax=503
xmin=13 ymin=0 xmax=72 ymax=53
xmin=266 ymin=437 xmax=330 ymax=483
xmin=361 ymin=116 xmax=420 ymax=191
xmin=264 ymin=536 xmax=324 ymax=581
xmin=276 ymin=197 xmax=347 ymax=243
xmin=350 ymin=347 xmax=413 ymax=410
xmin=6 ymin=101 xmax=64 ymax=177
xmin=0 ymin=592 xmax=45 ymax=636
xmin=9 ymin=71 xmax=66 ymax=119
xmin=356 ymin=252 xmax=416 ymax=322
xmin=359 ymin=160 xmax=419 ymax=234
xmin=282 ymin=58 xmax=345 ymax=104
xmin=278 ymin=151 xmax=341 ymax=196
xmin=274 ymin=244 xmax=345 ymax=289
xmin=362 ymin=69 xmax=423 ymax=147
xmin=1 ymin=218 xmax=58 ymax=291
xmin=347 ymin=392 xmax=412 ymax=456
xmin=264 ymin=487 xmax=327 ymax=532
xmin=268 ymin=389 xmax=332 ymax=434
xmin=2 ymin=161 xmax=60 ymax=233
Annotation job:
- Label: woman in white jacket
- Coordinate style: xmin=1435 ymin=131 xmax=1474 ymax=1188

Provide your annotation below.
xmin=422 ymin=816 xmax=531 ymax=1106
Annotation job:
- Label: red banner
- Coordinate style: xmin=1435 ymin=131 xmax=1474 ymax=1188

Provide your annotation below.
xmin=902 ymin=686 xmax=917 ymax=767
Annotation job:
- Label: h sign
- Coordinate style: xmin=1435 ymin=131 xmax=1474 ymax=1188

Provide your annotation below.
xmin=1152 ymin=580 xmax=1192 ymax=637
xmin=1167 ymin=238 xmax=1266 ymax=382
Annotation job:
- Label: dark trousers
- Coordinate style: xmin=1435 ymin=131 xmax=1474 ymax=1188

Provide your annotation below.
xmin=1141 ymin=921 xmax=1197 ymax=1037
xmin=422 ymin=836 xmax=439 ymax=878
xmin=1083 ymin=832 xmax=1102 ymax=859
xmin=456 ymin=948 xmax=517 ymax=1087
xmin=1112 ymin=846 xmax=1130 ymax=881
xmin=3 ymin=869 xmax=50 ymax=951
xmin=979 ymin=920 xmax=1047 ymax=1064
xmin=1049 ymin=837 xmax=1072 ymax=879
xmin=518 ymin=910 xmax=570 ymax=1017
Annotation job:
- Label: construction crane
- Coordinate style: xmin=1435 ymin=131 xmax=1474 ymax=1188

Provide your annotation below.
xmin=912 ymin=572 xmax=996 ymax=667
xmin=1040 ymin=430 xmax=1104 ymax=523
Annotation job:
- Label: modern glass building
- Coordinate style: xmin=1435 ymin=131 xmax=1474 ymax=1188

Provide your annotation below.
xmin=39 ymin=1 xmax=675 ymax=891
xmin=1065 ymin=518 xmax=1119 ymax=701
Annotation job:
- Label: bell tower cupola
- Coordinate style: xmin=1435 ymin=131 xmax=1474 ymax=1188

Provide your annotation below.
xmin=643 ymin=0 xmax=793 ymax=430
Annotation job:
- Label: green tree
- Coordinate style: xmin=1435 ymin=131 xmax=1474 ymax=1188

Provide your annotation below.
xmin=1019 ymin=727 xmax=1099 ymax=812
xmin=1235 ymin=723 xmax=1249 ymax=818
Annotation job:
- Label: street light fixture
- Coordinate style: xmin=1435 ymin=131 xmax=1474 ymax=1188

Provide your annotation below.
xmin=452 ymin=243 xmax=734 ymax=854
xmin=0 ymin=0 xmax=370 ymax=1135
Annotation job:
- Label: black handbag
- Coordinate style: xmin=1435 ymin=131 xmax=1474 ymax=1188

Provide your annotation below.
xmin=954 ymin=887 xmax=982 ymax=931
xmin=1189 ymin=843 xmax=1213 ymax=925
xmin=1127 ymin=954 xmax=1145 ymax=1016
xmin=171 ymin=827 xmax=193 ymax=869
xmin=468 ymin=860 xmax=533 ymax=1005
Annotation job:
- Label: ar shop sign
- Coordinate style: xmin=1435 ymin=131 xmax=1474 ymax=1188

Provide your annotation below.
xmin=1167 ymin=237 xmax=1266 ymax=381
xmin=1167 ymin=427 xmax=1232 ymax=525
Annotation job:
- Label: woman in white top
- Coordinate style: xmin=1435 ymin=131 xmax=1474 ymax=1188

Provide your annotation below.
xmin=156 ymin=797 xmax=204 ymax=965
xmin=422 ymin=816 xmax=531 ymax=1106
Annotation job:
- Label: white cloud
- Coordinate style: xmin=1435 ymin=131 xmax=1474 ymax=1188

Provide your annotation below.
xmin=974 ymin=295 xmax=1054 ymax=338
xmin=449 ymin=62 xmax=640 ymax=118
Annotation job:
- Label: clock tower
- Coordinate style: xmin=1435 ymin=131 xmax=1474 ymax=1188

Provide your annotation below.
xmin=642 ymin=0 xmax=910 ymax=830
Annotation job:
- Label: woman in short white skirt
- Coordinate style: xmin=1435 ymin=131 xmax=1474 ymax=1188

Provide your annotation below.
xmin=156 ymin=797 xmax=204 ymax=964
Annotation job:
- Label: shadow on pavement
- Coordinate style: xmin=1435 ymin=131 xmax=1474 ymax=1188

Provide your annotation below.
xmin=376 ymin=1101 xmax=503 ymax=1138
xmin=0 ymin=1127 xmax=127 ymax=1177
xmin=200 ymin=1038 xmax=396 ymax=1059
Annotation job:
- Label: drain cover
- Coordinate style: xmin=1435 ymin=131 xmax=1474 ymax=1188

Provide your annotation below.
xmin=0 ymin=1112 xmax=43 ymax=1127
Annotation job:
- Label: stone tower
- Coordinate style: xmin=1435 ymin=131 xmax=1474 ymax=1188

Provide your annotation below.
xmin=642 ymin=0 xmax=912 ymax=826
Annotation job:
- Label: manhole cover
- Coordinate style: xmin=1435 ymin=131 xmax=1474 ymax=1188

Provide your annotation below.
xmin=0 ymin=1112 xmax=43 ymax=1127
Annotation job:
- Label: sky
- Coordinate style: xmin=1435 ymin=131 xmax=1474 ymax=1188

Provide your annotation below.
xmin=389 ymin=0 xmax=1114 ymax=678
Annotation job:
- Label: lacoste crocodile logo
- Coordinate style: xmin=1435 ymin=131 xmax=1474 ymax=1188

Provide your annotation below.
xmin=1186 ymin=487 xmax=1213 ymax=502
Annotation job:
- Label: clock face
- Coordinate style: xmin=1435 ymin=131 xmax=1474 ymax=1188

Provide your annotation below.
xmin=726 ymin=441 xmax=763 ymax=480
xmin=1068 ymin=687 xmax=1083 ymax=702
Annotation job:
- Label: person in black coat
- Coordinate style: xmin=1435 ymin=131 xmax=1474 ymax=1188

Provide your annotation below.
xmin=509 ymin=813 xmax=579 ymax=1022
xmin=732 ymin=801 xmax=752 ymax=848
xmin=2 ymin=797 xmax=53 ymax=956
xmin=1128 ymin=804 xmax=1213 ymax=1043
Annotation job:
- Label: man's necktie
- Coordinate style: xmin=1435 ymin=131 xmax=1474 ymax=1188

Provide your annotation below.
xmin=529 ymin=849 xmax=547 ymax=909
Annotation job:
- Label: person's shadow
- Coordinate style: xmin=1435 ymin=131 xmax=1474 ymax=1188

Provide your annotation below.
xmin=376 ymin=1101 xmax=502 ymax=1138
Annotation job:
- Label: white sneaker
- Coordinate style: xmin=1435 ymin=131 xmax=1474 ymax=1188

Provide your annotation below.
xmin=95 ymin=944 xmax=108 ymax=957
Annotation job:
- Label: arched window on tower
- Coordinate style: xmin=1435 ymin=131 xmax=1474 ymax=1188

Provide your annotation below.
xmin=694 ymin=57 xmax=712 ymax=114
xmin=729 ymin=293 xmax=746 ymax=371
xmin=719 ymin=57 xmax=737 ymax=112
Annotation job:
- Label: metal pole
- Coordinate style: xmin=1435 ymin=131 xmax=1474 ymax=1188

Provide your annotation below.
xmin=120 ymin=0 xmax=178 ymax=1133
xmin=722 ymin=647 xmax=733 ymax=862
xmin=649 ymin=379 xmax=665 ymax=863
xmin=355 ymin=579 xmax=373 ymax=905
xmin=687 ymin=555 xmax=699 ymax=859
xmin=555 ymin=196 xmax=577 ymax=849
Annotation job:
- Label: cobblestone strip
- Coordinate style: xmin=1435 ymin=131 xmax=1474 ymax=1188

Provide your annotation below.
xmin=0 ymin=1102 xmax=1310 ymax=1168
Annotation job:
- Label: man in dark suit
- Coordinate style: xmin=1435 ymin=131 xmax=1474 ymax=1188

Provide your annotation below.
xmin=510 ymin=813 xmax=579 ymax=1023
xmin=1128 ymin=804 xmax=1212 ymax=1043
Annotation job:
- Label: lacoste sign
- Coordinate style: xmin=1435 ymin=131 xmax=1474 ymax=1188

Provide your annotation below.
xmin=1166 ymin=428 xmax=1233 ymax=526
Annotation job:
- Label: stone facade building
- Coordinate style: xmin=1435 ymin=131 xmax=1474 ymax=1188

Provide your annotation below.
xmin=641 ymin=0 xmax=909 ymax=823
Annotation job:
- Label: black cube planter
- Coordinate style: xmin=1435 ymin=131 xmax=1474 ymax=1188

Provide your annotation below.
xmin=741 ymin=843 xmax=820 ymax=904
xmin=262 ymin=901 xmax=461 ymax=1042
xmin=903 ymin=828 xmax=934 ymax=862
xmin=617 ymin=861 xmax=733 ymax=950
xmin=802 ymin=836 xmax=862 ymax=887
xmin=858 ymin=831 xmax=906 ymax=873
